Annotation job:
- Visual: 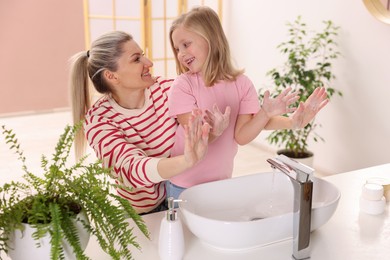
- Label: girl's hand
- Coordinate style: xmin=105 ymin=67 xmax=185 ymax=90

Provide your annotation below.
xmin=291 ymin=87 xmax=329 ymax=129
xmin=261 ymin=87 xmax=299 ymax=118
xmin=204 ymin=104 xmax=231 ymax=137
xmin=184 ymin=109 xmax=210 ymax=167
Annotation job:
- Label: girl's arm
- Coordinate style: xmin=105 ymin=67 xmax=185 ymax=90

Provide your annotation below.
xmin=234 ymin=87 xmax=298 ymax=145
xmin=234 ymin=110 xmax=270 ymax=145
xmin=234 ymin=87 xmax=328 ymax=144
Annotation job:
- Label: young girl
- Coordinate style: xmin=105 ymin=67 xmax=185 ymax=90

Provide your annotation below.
xmin=69 ymin=31 xmax=211 ymax=214
xmin=167 ymin=6 xmax=328 ymax=198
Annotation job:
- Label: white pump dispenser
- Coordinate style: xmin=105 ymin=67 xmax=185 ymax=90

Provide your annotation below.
xmin=158 ymin=197 xmax=185 ymax=260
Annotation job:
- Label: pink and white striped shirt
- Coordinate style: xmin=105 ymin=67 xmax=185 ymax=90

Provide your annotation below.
xmin=84 ymin=77 xmax=175 ymax=214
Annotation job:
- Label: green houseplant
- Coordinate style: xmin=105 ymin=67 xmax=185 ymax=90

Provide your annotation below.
xmin=259 ymin=16 xmax=343 ymax=159
xmin=0 ymin=124 xmax=148 ymax=260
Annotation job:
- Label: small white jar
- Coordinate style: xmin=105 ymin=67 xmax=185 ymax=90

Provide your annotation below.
xmin=360 ymin=183 xmax=386 ymax=215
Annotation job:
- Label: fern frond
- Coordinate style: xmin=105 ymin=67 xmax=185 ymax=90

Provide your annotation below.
xmin=60 ymin=211 xmax=89 ymax=260
xmin=114 ymin=194 xmax=150 ymax=239
xmin=49 ymin=203 xmax=64 ymax=260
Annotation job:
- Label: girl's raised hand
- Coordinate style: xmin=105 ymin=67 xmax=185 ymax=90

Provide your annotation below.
xmin=291 ymin=87 xmax=329 ymax=129
xmin=261 ymin=87 xmax=299 ymax=118
xmin=204 ymin=104 xmax=231 ymax=137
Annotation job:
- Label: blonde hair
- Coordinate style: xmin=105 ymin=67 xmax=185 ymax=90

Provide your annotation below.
xmin=169 ymin=6 xmax=243 ymax=86
xmin=69 ymin=31 xmax=133 ymax=159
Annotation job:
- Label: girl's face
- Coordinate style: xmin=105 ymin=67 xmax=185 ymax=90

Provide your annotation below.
xmin=171 ymin=25 xmax=209 ymax=74
xmin=113 ymin=40 xmax=154 ymax=90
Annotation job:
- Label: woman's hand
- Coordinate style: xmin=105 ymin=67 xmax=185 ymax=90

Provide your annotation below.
xmin=291 ymin=87 xmax=329 ymax=129
xmin=261 ymin=87 xmax=299 ymax=118
xmin=204 ymin=104 xmax=231 ymax=137
xmin=183 ymin=109 xmax=210 ymax=167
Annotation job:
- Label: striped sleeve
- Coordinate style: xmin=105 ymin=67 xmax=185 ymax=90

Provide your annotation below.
xmin=84 ymin=112 xmax=164 ymax=188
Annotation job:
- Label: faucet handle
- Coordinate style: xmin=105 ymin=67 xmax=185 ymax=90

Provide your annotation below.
xmin=267 ymin=155 xmax=314 ymax=183
xmin=276 ymin=154 xmax=314 ymax=177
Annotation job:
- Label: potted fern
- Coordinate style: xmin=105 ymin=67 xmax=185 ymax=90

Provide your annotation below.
xmin=0 ymin=123 xmax=149 ymax=260
xmin=259 ymin=16 xmax=343 ymax=162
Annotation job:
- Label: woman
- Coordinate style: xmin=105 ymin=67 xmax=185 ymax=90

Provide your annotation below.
xmin=69 ymin=31 xmax=210 ymax=214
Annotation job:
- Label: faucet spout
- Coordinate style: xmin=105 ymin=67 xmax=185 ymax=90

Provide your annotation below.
xmin=267 ymin=155 xmax=314 ymax=260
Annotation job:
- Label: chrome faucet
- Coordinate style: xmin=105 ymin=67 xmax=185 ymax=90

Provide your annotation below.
xmin=267 ymin=155 xmax=314 ymax=260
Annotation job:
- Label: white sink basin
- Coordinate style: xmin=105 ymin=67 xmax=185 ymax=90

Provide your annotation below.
xmin=179 ymin=171 xmax=340 ymax=250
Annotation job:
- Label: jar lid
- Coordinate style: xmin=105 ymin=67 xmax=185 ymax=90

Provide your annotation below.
xmin=366 ymin=177 xmax=390 ymax=202
xmin=362 ymin=183 xmax=384 ymax=201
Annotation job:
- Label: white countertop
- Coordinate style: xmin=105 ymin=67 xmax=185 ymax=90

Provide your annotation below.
xmin=81 ymin=163 xmax=390 ymax=260
xmin=3 ymin=164 xmax=390 ymax=259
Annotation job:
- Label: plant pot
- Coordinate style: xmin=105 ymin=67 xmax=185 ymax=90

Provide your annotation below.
xmin=7 ymin=212 xmax=90 ymax=260
xmin=277 ymin=149 xmax=314 ymax=168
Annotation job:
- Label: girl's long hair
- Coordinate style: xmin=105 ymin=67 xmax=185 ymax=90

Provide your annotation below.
xmin=169 ymin=6 xmax=243 ymax=86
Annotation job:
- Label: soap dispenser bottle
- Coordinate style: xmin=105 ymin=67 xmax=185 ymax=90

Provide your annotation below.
xmin=158 ymin=197 xmax=184 ymax=260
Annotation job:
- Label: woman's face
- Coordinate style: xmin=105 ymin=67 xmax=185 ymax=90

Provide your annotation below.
xmin=171 ymin=25 xmax=209 ymax=74
xmin=112 ymin=40 xmax=155 ymax=90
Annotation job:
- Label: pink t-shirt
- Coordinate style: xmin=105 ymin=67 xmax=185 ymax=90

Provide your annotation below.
xmin=168 ymin=73 xmax=260 ymax=188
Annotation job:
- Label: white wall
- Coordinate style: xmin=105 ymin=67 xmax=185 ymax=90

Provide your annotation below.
xmin=224 ymin=0 xmax=390 ymax=174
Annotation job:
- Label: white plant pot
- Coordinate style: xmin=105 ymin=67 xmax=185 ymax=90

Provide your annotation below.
xmin=7 ymin=213 xmax=90 ymax=260
xmin=292 ymin=155 xmax=314 ymax=168
xmin=277 ymin=149 xmax=314 ymax=168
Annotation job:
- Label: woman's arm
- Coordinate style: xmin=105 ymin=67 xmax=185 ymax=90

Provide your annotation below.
xmin=85 ymin=111 xmax=209 ymax=188
xmin=158 ymin=110 xmax=210 ymax=179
